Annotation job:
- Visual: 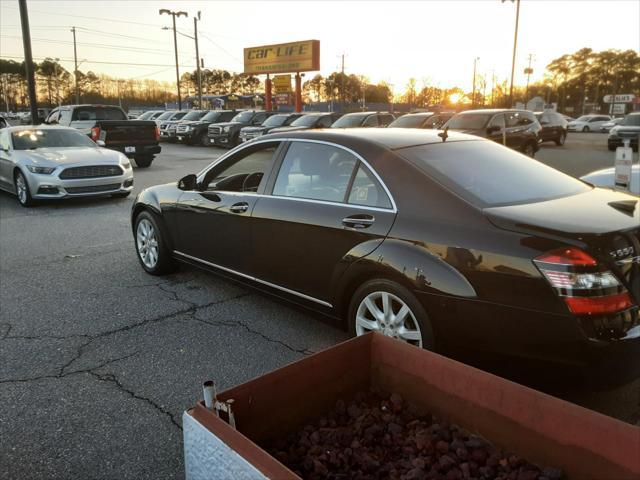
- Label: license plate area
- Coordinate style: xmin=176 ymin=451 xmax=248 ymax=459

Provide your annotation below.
xmin=125 ymin=146 xmax=136 ymax=153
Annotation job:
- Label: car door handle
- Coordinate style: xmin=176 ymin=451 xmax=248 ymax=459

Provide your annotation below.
xmin=229 ymin=202 xmax=249 ymax=213
xmin=342 ymin=214 xmax=375 ymax=229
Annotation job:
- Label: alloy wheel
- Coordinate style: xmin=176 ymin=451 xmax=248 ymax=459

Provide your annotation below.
xmin=15 ymin=173 xmax=28 ymax=205
xmin=355 ymin=291 xmax=423 ymax=347
xmin=523 ymin=144 xmax=535 ymax=157
xmin=136 ymin=218 xmax=159 ymax=269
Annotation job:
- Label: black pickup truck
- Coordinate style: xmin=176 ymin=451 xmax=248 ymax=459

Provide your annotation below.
xmin=207 ymin=110 xmax=278 ymax=148
xmin=44 ymin=105 xmax=161 ymax=167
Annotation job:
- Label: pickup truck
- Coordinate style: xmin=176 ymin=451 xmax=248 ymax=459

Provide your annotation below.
xmin=207 ymin=110 xmax=278 ymax=148
xmin=44 ymin=105 xmax=161 ymax=168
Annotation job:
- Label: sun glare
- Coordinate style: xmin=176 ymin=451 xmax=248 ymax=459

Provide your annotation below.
xmin=448 ymin=93 xmax=462 ymax=104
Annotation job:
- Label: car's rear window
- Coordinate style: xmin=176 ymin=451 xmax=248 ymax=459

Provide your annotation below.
xmin=445 ymin=113 xmax=492 ymax=130
xmin=72 ymin=107 xmax=126 ymax=121
xmin=389 ymin=115 xmax=430 ymax=128
xmin=399 ymin=141 xmax=590 ymax=208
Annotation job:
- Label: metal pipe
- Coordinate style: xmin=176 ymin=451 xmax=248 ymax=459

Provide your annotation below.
xmin=203 ymin=380 xmax=216 ymax=411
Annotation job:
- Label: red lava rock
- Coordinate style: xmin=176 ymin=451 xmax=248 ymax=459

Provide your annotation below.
xmin=262 ymin=390 xmax=565 ymax=480
xmin=435 ymin=440 xmax=450 ymax=454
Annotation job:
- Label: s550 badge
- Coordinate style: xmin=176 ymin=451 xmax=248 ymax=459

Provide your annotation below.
xmin=610 ymin=246 xmax=634 ymax=259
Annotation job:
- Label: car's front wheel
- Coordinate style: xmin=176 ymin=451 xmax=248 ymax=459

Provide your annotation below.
xmin=348 ymin=279 xmax=435 ymax=350
xmin=522 ymin=142 xmax=536 ymax=157
xmin=14 ymin=170 xmax=35 ymax=207
xmin=199 ymin=132 xmax=209 ymax=146
xmin=134 ymin=211 xmax=175 ymax=275
xmin=555 ymin=131 xmax=566 ymax=146
xmin=582 ymin=125 xmax=590 ymax=132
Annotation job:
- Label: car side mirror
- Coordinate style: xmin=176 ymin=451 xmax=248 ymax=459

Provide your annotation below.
xmin=96 ymin=140 xmax=106 ymax=147
xmin=178 ymin=174 xmax=198 ymax=191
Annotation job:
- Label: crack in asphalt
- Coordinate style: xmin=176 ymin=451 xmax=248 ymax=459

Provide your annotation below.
xmin=87 ymin=370 xmax=182 ymax=431
xmin=1 ymin=323 xmax=11 ymax=339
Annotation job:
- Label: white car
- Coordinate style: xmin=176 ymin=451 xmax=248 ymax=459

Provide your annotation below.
xmin=567 ymin=114 xmax=612 ymax=132
xmin=600 ymin=117 xmax=624 ymax=133
xmin=581 ymin=164 xmax=639 ymax=196
xmin=0 ymin=126 xmax=134 ymax=207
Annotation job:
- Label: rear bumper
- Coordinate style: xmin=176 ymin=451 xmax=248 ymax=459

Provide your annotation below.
xmin=421 ymin=291 xmax=640 ymax=371
xmin=109 ymin=144 xmax=161 ymax=158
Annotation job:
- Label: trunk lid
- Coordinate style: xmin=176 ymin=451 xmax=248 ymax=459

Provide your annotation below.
xmin=96 ymin=120 xmax=157 ymax=146
xmin=484 ymin=188 xmax=640 ymax=302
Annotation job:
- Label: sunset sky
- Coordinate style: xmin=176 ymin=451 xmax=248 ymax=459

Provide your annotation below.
xmin=1 ymin=0 xmax=639 ymax=94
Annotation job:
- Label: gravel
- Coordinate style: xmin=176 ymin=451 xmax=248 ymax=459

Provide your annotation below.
xmin=264 ymin=390 xmax=565 ymax=480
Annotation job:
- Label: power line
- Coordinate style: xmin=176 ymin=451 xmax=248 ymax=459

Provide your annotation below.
xmin=199 ymin=32 xmax=242 ymax=64
xmin=0 ymin=54 xmax=198 ymax=68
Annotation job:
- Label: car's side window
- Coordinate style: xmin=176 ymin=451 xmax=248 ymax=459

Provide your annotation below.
xmin=379 ymin=115 xmax=394 ymax=126
xmin=252 ymin=113 xmax=267 ymax=125
xmin=202 ymin=142 xmax=280 ymax=193
xmin=488 ymin=114 xmax=504 ymax=129
xmin=506 ymin=112 xmax=531 ymax=127
xmin=273 ymin=141 xmax=358 ymax=203
xmin=46 ymin=109 xmax=59 ymax=124
xmin=59 ymin=109 xmax=71 ymax=125
xmin=347 ymin=164 xmax=392 ymax=209
xmin=318 ymin=116 xmax=333 ymax=127
xmin=363 ymin=115 xmax=378 ymax=127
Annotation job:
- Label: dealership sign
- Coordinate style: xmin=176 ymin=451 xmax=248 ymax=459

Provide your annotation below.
xmin=273 ymin=75 xmax=292 ymax=94
xmin=244 ymin=40 xmax=320 ymax=75
xmin=603 ymin=94 xmax=635 ymax=103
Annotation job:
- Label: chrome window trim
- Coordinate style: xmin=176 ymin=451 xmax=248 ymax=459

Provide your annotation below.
xmin=195 ymin=137 xmax=398 ymax=212
xmin=173 ymin=250 xmax=333 ymax=308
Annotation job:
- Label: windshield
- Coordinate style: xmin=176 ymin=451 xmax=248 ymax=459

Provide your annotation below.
xmin=399 ymin=141 xmax=590 ymax=208
xmin=170 ymin=112 xmax=187 ymax=120
xmin=201 ymin=111 xmax=223 ymax=122
xmin=157 ymin=111 xmax=174 ymax=120
xmin=182 ymin=110 xmax=208 ymax=121
xmin=231 ymin=111 xmax=254 ymax=123
xmin=389 ymin=115 xmax=431 ymax=128
xmin=262 ymin=114 xmax=289 ymax=127
xmin=331 ymin=114 xmax=368 ymax=128
xmin=72 ymin=107 xmax=126 ymax=121
xmin=12 ymin=129 xmax=97 ymax=150
xmin=621 ymin=115 xmax=640 ymax=126
xmin=291 ymin=115 xmax=322 ymax=127
xmin=445 ymin=113 xmax=492 ymax=130
xmin=137 ymin=111 xmax=155 ymax=120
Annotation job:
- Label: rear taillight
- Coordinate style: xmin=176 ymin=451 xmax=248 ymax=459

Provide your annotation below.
xmin=534 ymin=247 xmax=635 ymax=315
xmin=91 ymin=126 xmax=101 ymax=142
xmin=154 ymin=125 xmax=160 ymax=141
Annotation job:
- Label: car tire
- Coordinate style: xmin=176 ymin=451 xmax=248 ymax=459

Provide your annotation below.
xmin=135 ymin=155 xmax=153 ymax=168
xmin=112 ymin=192 xmax=131 ymax=199
xmin=348 ymin=279 xmax=436 ymax=350
xmin=522 ymin=142 xmax=536 ymax=158
xmin=14 ymin=170 xmax=35 ymax=207
xmin=582 ymin=126 xmax=590 ymax=132
xmin=134 ymin=211 xmax=176 ymax=275
xmin=199 ymin=132 xmax=209 ymax=146
xmin=555 ymin=132 xmax=566 ymax=146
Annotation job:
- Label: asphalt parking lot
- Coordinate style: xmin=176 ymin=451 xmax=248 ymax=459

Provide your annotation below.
xmin=1 ymin=131 xmax=638 ymax=479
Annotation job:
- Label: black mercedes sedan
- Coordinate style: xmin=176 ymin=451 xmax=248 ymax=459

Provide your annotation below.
xmin=131 ymin=129 xmax=639 ymax=374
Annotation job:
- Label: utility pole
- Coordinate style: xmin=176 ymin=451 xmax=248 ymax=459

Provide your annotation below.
xmin=71 ymin=26 xmax=79 ymax=104
xmin=19 ymin=0 xmax=38 ymax=124
xmin=471 ymin=57 xmax=479 ymax=108
xmin=341 ymin=54 xmax=345 ymax=112
xmin=524 ymin=53 xmax=533 ymax=108
xmin=193 ymin=11 xmax=202 ymax=108
xmin=160 ymin=9 xmax=188 ymax=110
xmin=503 ymin=0 xmax=520 ymax=107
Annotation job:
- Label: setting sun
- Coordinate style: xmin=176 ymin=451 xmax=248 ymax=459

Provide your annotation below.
xmin=448 ymin=93 xmax=463 ymax=104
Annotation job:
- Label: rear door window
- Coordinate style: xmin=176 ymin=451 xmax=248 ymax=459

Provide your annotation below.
xmin=347 ymin=164 xmax=392 ymax=209
xmin=273 ymin=141 xmax=358 ymax=203
xmin=72 ymin=107 xmax=127 ymax=121
xmin=399 ymin=141 xmax=590 ymax=208
xmin=363 ymin=115 xmax=379 ymax=127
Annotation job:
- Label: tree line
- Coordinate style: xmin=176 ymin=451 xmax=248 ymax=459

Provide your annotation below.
xmin=1 ymin=48 xmax=638 ymax=112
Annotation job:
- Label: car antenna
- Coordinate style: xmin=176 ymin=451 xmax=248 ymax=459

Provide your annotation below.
xmin=438 ymin=126 xmax=449 ymax=142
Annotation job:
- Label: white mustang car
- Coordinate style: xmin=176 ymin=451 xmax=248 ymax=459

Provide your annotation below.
xmin=0 ymin=125 xmax=134 ymax=207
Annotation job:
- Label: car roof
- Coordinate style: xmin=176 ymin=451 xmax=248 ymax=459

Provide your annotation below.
xmin=264 ymin=127 xmax=480 ymax=150
xmin=401 ymin=112 xmax=434 ymax=117
xmin=456 ymin=108 xmax=529 ymax=115
xmin=341 ymin=111 xmax=388 ymax=116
